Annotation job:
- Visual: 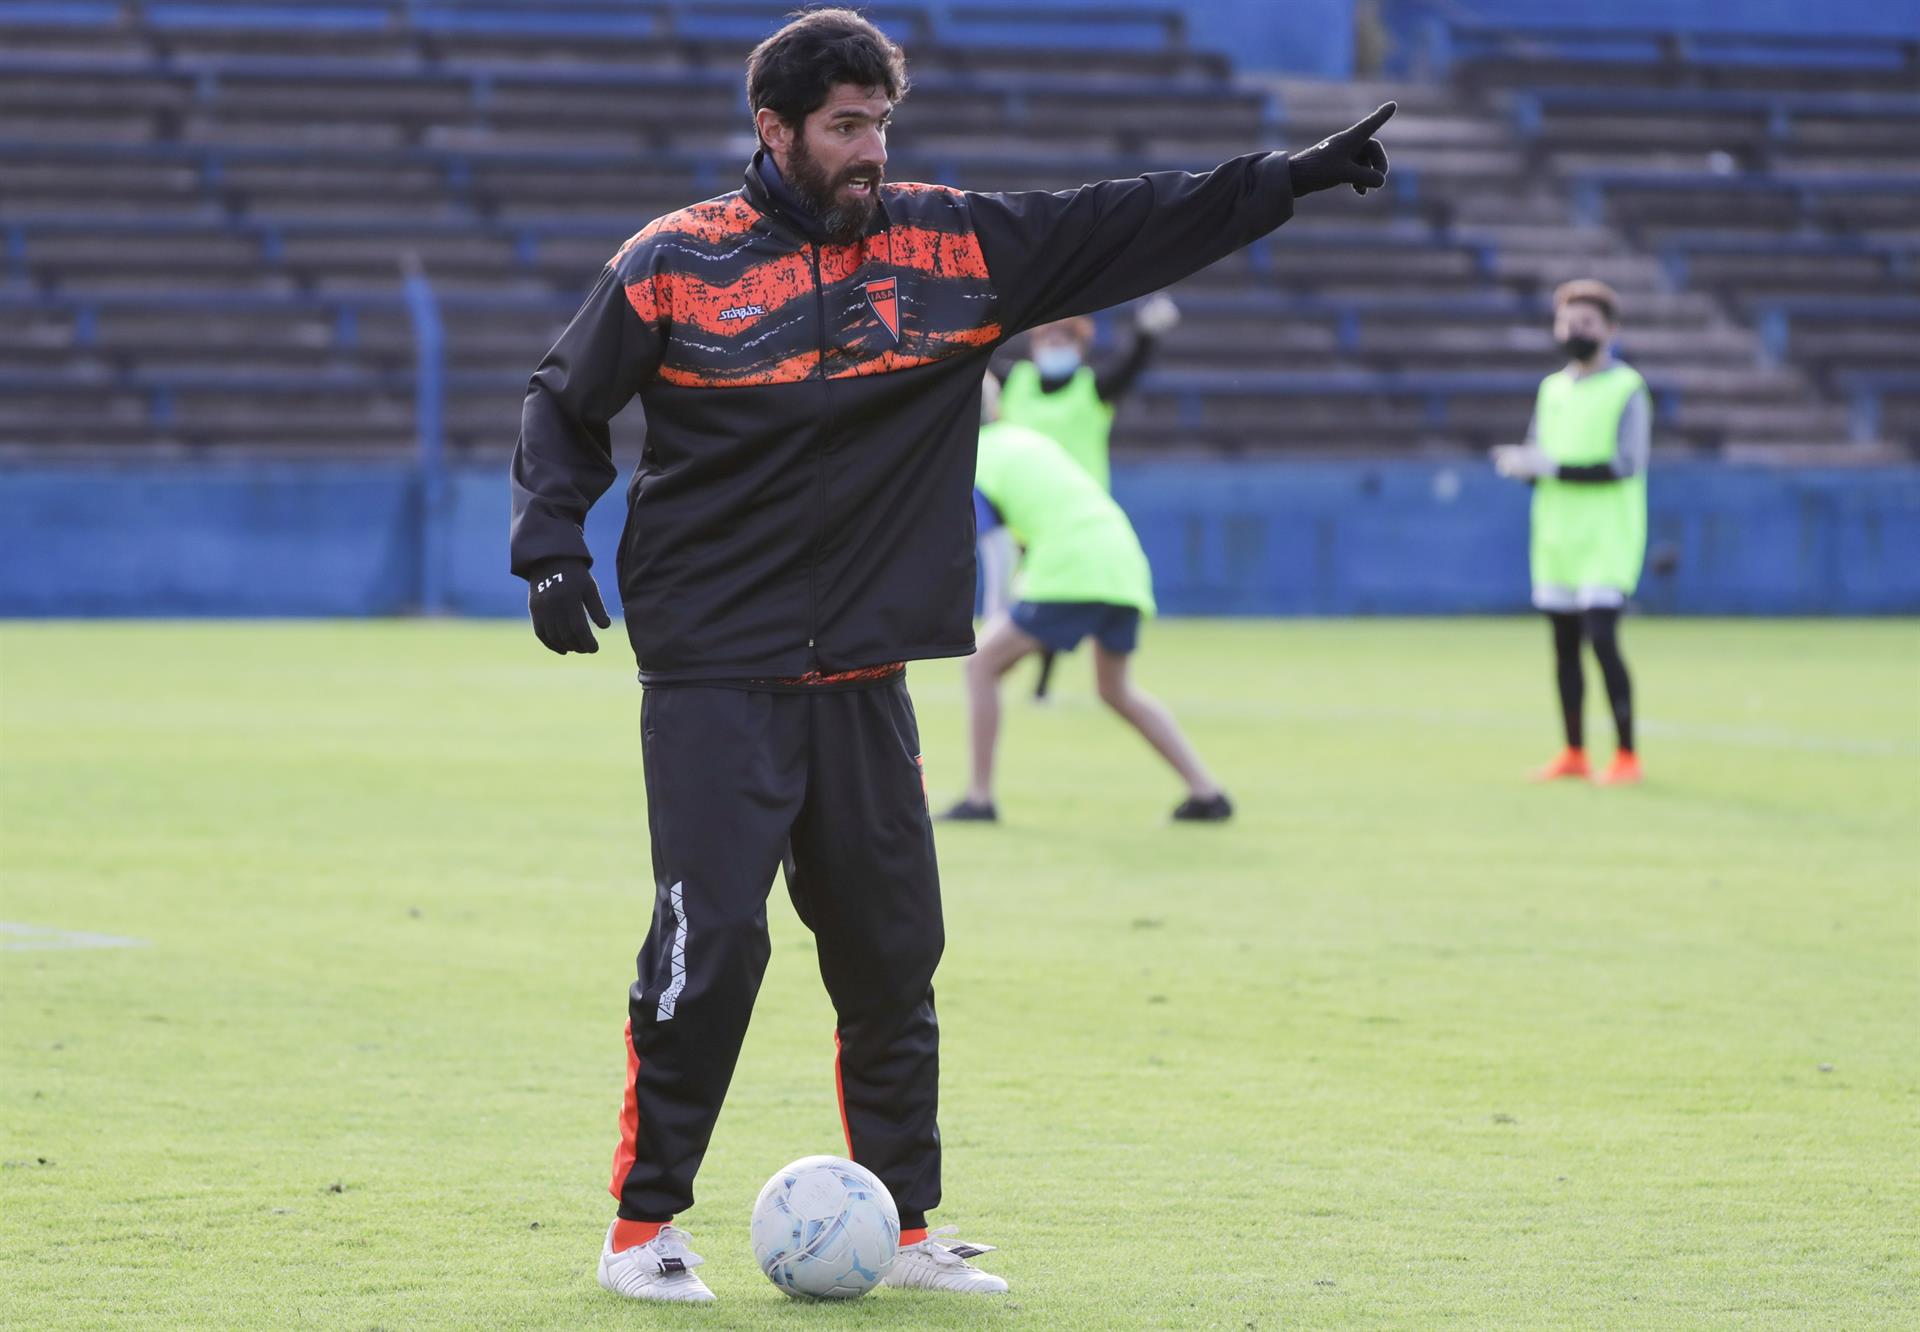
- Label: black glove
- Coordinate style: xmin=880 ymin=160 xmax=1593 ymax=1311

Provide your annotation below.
xmin=526 ymin=559 xmax=610 ymax=655
xmin=1288 ymin=101 xmax=1395 ymax=197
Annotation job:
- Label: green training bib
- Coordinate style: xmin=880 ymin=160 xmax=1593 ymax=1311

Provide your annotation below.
xmin=975 ymin=421 xmax=1155 ymax=614
xmin=1000 ymin=360 xmax=1117 ymax=491
xmin=1530 ymin=363 xmax=1649 ymax=594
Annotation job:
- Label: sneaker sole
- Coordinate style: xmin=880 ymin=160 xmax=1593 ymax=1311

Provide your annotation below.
xmin=597 ymin=1265 xmax=716 ymax=1304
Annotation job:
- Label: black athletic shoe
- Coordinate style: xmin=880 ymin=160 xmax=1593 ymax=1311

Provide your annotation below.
xmin=1171 ymin=793 xmax=1233 ymax=823
xmin=939 ymin=798 xmax=999 ymax=823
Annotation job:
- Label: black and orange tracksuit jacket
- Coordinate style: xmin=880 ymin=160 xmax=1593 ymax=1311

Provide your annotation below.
xmin=509 ymin=149 xmax=1296 ymax=683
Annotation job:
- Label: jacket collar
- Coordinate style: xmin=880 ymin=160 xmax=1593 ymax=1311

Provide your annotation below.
xmin=742 ymin=148 xmax=890 ymax=246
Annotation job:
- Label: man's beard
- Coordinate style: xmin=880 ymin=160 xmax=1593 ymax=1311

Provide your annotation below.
xmin=787 ymin=134 xmax=881 ymax=244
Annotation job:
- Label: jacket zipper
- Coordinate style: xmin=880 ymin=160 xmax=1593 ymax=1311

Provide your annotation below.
xmin=806 ymin=243 xmax=832 ymax=669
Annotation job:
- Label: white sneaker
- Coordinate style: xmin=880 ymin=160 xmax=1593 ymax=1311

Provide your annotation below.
xmin=881 ymin=1226 xmax=1009 ymax=1294
xmin=596 ymin=1223 xmax=716 ymax=1303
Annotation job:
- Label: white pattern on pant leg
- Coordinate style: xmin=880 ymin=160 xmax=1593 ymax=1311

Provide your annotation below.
xmin=656 ymin=881 xmax=688 ymax=1021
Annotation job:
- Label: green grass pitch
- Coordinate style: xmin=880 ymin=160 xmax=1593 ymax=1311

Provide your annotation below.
xmin=2 ymin=618 xmax=1915 ymax=1330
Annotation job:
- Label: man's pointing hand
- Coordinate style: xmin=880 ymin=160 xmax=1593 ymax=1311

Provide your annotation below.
xmin=1288 ymin=102 xmax=1396 ymax=198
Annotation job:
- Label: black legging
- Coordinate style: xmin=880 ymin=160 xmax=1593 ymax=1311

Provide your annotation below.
xmin=1033 ymin=649 xmax=1057 ymax=700
xmin=1548 ymin=608 xmax=1634 ymax=753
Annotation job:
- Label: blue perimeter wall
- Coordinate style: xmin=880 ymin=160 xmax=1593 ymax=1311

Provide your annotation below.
xmin=3 ymin=460 xmax=1916 ymax=620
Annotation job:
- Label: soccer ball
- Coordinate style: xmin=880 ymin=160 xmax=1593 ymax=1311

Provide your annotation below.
xmin=750 ymin=1155 xmax=900 ymax=1299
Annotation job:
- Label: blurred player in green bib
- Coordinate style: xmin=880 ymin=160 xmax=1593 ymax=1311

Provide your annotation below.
xmin=943 ymin=374 xmax=1230 ymax=823
xmin=1493 ymin=279 xmax=1650 ymax=786
xmin=991 ymin=294 xmax=1180 ymax=700
xmin=1002 ymin=294 xmax=1179 ymax=491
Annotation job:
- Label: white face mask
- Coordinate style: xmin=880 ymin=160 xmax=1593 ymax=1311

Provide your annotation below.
xmin=1033 ymin=346 xmax=1082 ymax=379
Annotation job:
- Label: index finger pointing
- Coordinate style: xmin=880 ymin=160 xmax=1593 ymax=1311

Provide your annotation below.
xmin=1352 ymin=101 xmax=1397 ymax=138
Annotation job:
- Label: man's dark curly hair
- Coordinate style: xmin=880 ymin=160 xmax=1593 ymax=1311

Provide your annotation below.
xmin=746 ymin=8 xmax=910 ymax=145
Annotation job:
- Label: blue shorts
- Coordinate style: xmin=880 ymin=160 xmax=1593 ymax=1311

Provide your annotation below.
xmin=1010 ymin=601 xmax=1141 ymax=654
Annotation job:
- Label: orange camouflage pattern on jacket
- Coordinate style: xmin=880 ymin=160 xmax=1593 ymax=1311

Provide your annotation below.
xmin=613 ymin=185 xmax=1001 ymax=389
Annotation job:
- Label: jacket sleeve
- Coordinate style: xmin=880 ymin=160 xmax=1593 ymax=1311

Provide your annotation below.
xmin=964 ymin=152 xmax=1294 ymax=337
xmin=508 ymin=263 xmax=661 ymax=578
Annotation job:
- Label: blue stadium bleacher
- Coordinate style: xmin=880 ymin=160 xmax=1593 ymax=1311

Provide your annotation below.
xmin=1457 ymin=18 xmax=1920 ymax=455
xmin=2 ymin=0 xmax=1916 ymax=459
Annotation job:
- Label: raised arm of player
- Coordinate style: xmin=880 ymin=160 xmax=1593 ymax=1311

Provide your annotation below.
xmin=1095 ymin=295 xmax=1179 ymax=402
xmin=509 ymin=263 xmax=661 ymax=652
xmin=964 ymin=104 xmax=1394 ymax=335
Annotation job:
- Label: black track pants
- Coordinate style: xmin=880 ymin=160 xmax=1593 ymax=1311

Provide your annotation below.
xmin=610 ymin=676 xmax=944 ymax=1229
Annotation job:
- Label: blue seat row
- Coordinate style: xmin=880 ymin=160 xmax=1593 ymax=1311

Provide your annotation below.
xmin=0 ymin=51 xmax=1270 ymax=126
xmin=1510 ymin=86 xmax=1920 ymax=138
xmin=1395 ymin=14 xmax=1919 ymax=80
xmin=0 ymin=0 xmax=1191 ymax=51
xmin=1567 ymin=170 xmax=1920 ymax=229
xmin=0 ymin=287 xmax=1554 ymax=329
xmin=1657 ymin=233 xmax=1916 ymax=265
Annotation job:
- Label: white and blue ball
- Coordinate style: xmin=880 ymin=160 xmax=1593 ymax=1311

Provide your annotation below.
xmin=750 ymin=1155 xmax=900 ymax=1299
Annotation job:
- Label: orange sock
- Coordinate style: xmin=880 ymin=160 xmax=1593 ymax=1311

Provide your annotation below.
xmin=611 ymin=1218 xmax=667 ymax=1251
xmin=899 ymin=1227 xmax=928 ymax=1247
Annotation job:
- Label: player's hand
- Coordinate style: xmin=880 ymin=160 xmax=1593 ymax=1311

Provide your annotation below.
xmin=1288 ymin=102 xmax=1395 ymax=197
xmin=527 ymin=559 xmax=611 ymax=654
xmin=1134 ymin=293 xmax=1181 ymax=337
xmin=1492 ymin=443 xmax=1553 ymax=480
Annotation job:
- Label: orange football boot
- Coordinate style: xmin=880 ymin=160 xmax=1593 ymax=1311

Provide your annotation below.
xmin=1596 ymin=750 xmax=1643 ymax=786
xmin=1530 ymin=747 xmax=1591 ymax=782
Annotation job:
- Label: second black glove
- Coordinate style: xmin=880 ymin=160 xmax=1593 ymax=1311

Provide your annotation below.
xmin=527 ymin=559 xmax=611 ymax=655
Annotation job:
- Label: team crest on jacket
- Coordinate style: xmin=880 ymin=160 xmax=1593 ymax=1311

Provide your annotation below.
xmin=865 ymin=277 xmax=900 ymax=343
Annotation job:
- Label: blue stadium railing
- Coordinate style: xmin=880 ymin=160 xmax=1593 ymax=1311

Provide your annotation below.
xmin=1834 ymin=371 xmax=1920 ymax=447
xmin=399 ymin=251 xmax=449 ymax=611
